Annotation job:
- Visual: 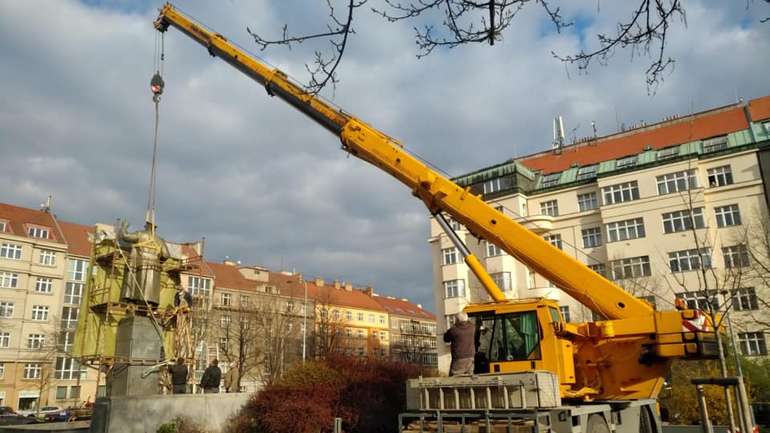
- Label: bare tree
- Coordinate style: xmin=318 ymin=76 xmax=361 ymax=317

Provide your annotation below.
xmin=246 ymin=1 xmax=769 ymax=94
xmin=211 ymin=302 xmax=262 ymax=391
xmin=312 ymin=290 xmax=349 ymax=358
xmin=251 ymin=294 xmax=304 ymax=385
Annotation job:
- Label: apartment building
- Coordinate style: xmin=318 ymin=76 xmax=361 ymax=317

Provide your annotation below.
xmin=430 ymin=95 xmax=770 ymax=373
xmin=371 ymin=295 xmax=438 ymax=369
xmin=0 ymin=203 xmax=97 ymax=411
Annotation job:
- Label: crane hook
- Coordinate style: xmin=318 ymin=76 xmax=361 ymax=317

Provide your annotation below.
xmin=151 ymin=71 xmax=164 ymax=103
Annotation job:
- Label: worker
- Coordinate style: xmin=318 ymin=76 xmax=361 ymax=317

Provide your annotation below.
xmin=169 ymin=357 xmax=188 ymax=394
xmin=443 ymin=312 xmax=475 ymax=376
xmin=224 ymin=362 xmax=240 ymax=393
xmin=200 ymin=359 xmax=222 ymax=393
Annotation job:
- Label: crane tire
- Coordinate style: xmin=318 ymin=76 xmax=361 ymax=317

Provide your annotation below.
xmin=587 ymin=414 xmax=610 ymax=433
xmin=640 ymin=406 xmax=655 ymax=433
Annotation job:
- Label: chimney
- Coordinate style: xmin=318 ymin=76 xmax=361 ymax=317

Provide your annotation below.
xmin=417 ymin=304 xmax=423 ymax=309
xmin=364 ymin=287 xmax=373 ymax=296
xmin=223 ymin=259 xmax=238 ymax=266
xmin=314 ymin=277 xmax=324 ymax=287
xmin=344 ymin=282 xmax=353 ymax=291
xmin=333 ymin=280 xmax=341 ymax=289
xmin=298 ymin=274 xmax=304 ymax=284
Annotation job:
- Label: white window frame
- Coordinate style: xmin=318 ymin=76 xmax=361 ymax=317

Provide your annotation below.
xmin=483 ymin=178 xmax=502 ymax=194
xmin=723 ymin=245 xmax=750 ymax=268
xmin=220 ymin=293 xmax=232 ymax=306
xmin=39 ymin=249 xmax=56 ymax=266
xmin=602 ymin=181 xmax=640 ymax=205
xmin=732 ymin=288 xmax=758 ymax=311
xmin=606 ymin=218 xmax=646 ymax=243
xmin=657 ymin=147 xmax=679 ymax=160
xmin=31 ymin=305 xmax=49 ymax=321
xmin=703 ymin=135 xmax=728 ymax=153
xmin=576 ymin=165 xmax=598 ymax=181
xmin=738 ymin=332 xmax=767 ymax=356
xmin=616 ymin=156 xmax=637 ymax=169
xmin=485 ymin=241 xmax=503 ymax=258
xmin=540 ymin=200 xmax=559 ymax=217
xmin=188 ymin=276 xmax=212 ymax=298
xmin=0 ymin=332 xmax=10 ymax=348
xmin=577 ymin=192 xmax=598 ymax=212
xmin=588 ymin=263 xmax=606 ymax=276
xmin=24 ymin=363 xmax=42 ymax=379
xmin=559 ymin=306 xmax=571 ymax=322
xmin=0 ymin=243 xmax=22 ymax=260
xmin=0 ymin=272 xmax=19 ymax=289
xmin=540 ymin=173 xmax=561 ymax=188
xmin=0 ymin=302 xmax=14 ymax=318
xmin=715 ymin=204 xmax=741 ymax=228
xmin=27 ymin=333 xmax=45 ymax=350
xmin=662 ymin=208 xmax=705 ymax=234
xmin=64 ymin=282 xmax=83 ymax=305
xmin=68 ymin=259 xmax=88 ymax=282
xmin=610 ymin=256 xmax=651 ymax=280
xmin=656 ymin=169 xmax=698 ymax=195
xmin=491 ymin=272 xmax=512 ymax=291
xmin=35 ymin=277 xmax=53 ymax=294
xmin=544 ymin=233 xmax=562 ymax=250
xmin=60 ymin=306 xmax=79 ymax=330
xmin=443 ymin=279 xmax=466 ymax=298
xmin=669 ymin=249 xmax=712 ymax=272
xmin=27 ymin=226 xmax=50 ymax=239
xmin=581 ymin=227 xmax=602 ymax=248
xmin=707 ymin=165 xmax=733 ymax=187
xmin=676 ymin=291 xmax=718 ymax=311
xmin=442 ymin=247 xmax=458 ymax=265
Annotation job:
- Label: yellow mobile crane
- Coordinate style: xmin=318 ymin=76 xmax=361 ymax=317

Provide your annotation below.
xmin=153 ymin=4 xmax=717 ymax=432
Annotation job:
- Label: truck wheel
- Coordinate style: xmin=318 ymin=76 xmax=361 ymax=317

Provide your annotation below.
xmin=587 ymin=415 xmax=610 ymax=433
xmin=640 ymin=407 xmax=655 ymax=433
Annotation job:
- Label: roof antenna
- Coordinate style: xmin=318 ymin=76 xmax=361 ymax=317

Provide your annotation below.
xmin=40 ymin=195 xmax=53 ymax=213
xmin=552 ymin=116 xmax=565 ymax=153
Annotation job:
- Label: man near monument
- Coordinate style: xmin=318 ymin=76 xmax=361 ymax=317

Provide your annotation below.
xmin=443 ymin=312 xmax=475 ymax=376
xmin=200 ymin=359 xmax=222 ymax=393
xmin=224 ymin=362 xmax=241 ymax=393
xmin=169 ymin=358 xmax=188 ymax=394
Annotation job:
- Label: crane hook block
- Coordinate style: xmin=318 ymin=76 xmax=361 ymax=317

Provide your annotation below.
xmin=150 ymin=72 xmax=165 ymax=101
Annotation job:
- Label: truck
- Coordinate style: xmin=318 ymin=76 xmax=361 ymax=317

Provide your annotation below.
xmin=152 ymin=4 xmax=720 ymax=433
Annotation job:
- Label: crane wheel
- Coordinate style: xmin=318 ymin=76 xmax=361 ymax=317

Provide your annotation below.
xmin=639 ymin=406 xmax=655 ymax=433
xmin=587 ymin=414 xmax=610 ymax=433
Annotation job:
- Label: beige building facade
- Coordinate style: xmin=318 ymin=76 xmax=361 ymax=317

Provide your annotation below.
xmin=430 ymin=96 xmax=770 ymax=373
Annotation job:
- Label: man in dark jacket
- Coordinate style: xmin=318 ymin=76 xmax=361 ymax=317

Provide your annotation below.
xmin=169 ymin=357 xmax=188 ymax=394
xmin=443 ymin=312 xmax=475 ymax=376
xmin=200 ymin=359 xmax=222 ymax=393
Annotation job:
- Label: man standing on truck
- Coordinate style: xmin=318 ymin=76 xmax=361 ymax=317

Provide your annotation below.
xmin=443 ymin=312 xmax=475 ymax=376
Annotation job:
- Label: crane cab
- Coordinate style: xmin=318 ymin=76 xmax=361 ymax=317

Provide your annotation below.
xmin=465 ymin=298 xmax=577 ymax=389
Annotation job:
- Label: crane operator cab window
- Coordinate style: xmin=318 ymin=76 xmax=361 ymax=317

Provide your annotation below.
xmin=472 ymin=311 xmax=541 ymax=372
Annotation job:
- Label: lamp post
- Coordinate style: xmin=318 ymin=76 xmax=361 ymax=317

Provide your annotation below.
xmin=302 ymin=280 xmax=308 ymax=363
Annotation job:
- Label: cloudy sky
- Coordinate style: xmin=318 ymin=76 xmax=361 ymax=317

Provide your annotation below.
xmin=1 ymin=1 xmax=768 ymax=311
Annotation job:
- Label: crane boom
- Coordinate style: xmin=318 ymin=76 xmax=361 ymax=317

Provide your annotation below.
xmin=153 ymin=3 xmax=651 ymax=321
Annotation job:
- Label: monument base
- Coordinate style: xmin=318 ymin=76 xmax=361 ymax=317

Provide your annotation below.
xmin=109 ymin=315 xmax=163 ymax=397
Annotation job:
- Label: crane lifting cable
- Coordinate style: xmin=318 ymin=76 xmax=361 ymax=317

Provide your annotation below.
xmin=146 ymin=32 xmax=165 ymax=234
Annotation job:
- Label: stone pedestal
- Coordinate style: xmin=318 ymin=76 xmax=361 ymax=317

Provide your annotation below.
xmin=108 ymin=315 xmax=163 ymax=397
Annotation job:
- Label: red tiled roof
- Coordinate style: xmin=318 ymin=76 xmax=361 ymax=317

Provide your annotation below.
xmin=371 ymin=295 xmax=435 ymax=320
xmin=269 ymin=272 xmax=386 ymax=312
xmin=208 ymin=262 xmax=256 ymax=290
xmin=0 ymin=202 xmax=63 ymax=243
xmin=748 ymin=95 xmax=770 ymax=122
xmin=520 ymin=102 xmax=750 ymax=174
xmin=58 ymin=221 xmax=94 ymax=257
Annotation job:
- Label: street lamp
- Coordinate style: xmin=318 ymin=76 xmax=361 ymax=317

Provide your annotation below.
xmin=302 ymin=280 xmax=308 ymax=363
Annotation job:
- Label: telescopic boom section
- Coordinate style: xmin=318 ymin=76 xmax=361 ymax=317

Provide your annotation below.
xmin=155 ymin=3 xmax=653 ymax=321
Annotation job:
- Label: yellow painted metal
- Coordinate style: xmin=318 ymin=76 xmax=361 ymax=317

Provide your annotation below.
xmin=153 ymin=3 xmax=718 ymax=402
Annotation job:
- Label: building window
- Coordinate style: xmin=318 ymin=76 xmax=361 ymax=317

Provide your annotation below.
xmin=240 ymin=295 xmax=250 ymax=306
xmin=540 ymin=173 xmax=561 ymax=188
xmin=491 ymin=272 xmax=512 ymax=291
xmin=602 ymin=181 xmax=640 ymax=205
xmin=738 ymin=332 xmax=767 ymax=356
xmin=656 ymin=170 xmax=698 ymax=195
xmin=559 ymin=306 xmax=571 ymax=322
xmin=219 ymin=337 xmax=228 ymax=352
xmin=581 ymin=227 xmax=602 ymax=248
xmin=606 ymin=218 xmax=645 ymax=243
xmin=56 ymin=386 xmax=67 ymax=400
xmin=657 ymin=147 xmax=679 ymax=160
xmin=379 ymin=315 xmax=386 ymax=325
xmin=187 ymin=276 xmax=212 ymax=298
xmin=0 ymin=272 xmax=19 ymax=289
xmin=669 ymin=249 xmax=711 ymax=272
xmin=64 ymin=282 xmax=83 ymax=305
xmin=0 ymin=301 xmax=14 ymax=318
xmin=38 ymin=249 xmax=57 ymax=266
xmin=220 ymin=293 xmax=231 ymax=306
xmin=368 ymin=314 xmax=375 ymax=323
xmin=70 ymin=385 xmax=81 ymax=399
xmin=715 ymin=204 xmax=741 ymax=228
xmin=588 ymin=263 xmax=606 ymax=276
xmin=0 ymin=332 xmax=10 ymax=348
xmin=0 ymin=362 xmax=4 ymax=378
xmin=662 ymin=208 xmax=705 ymax=233
xmin=442 ymin=247 xmax=458 ymax=265
xmin=0 ymin=243 xmax=22 ymax=260
xmin=576 ymin=165 xmax=598 ymax=181
xmin=676 ymin=291 xmax=718 ymax=311
xmin=357 ymin=329 xmax=364 ymax=339
xmin=357 ymin=312 xmax=364 ymax=321
xmin=707 ymin=166 xmax=733 ymax=187
xmin=220 ymin=315 xmax=231 ymax=328
xmin=60 ymin=306 xmax=79 ymax=330
xmin=703 ymin=135 xmax=728 ymax=153
xmin=31 ymin=305 xmax=49 ymax=321
xmin=35 ymin=277 xmax=53 ymax=294
xmin=28 ymin=226 xmax=50 ymax=239
xmin=443 ymin=279 xmax=466 ymax=298
xmin=610 ymin=256 xmax=651 ymax=280
xmin=723 ymin=245 xmax=750 ymax=268
xmin=0 ymin=221 xmax=5 ymax=232
xmin=27 ymin=334 xmax=45 ymax=350
xmin=67 ymin=259 xmax=87 ymax=281
xmin=483 ymin=178 xmax=502 ymax=194
xmin=332 ymin=310 xmax=340 ymax=321
xmin=732 ymin=288 xmax=758 ymax=311
xmin=485 ymin=241 xmax=503 ymax=257
xmin=577 ymin=192 xmax=598 ymax=212
xmin=24 ymin=363 xmax=42 ymax=379
xmin=544 ymin=234 xmax=562 ymax=250
xmin=345 ymin=311 xmax=353 ymax=321
xmin=540 ymin=200 xmax=559 ymax=217
xmin=616 ymin=156 xmax=637 ymax=169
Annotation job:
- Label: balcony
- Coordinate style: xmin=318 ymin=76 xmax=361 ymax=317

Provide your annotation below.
xmin=515 ymin=214 xmax=554 ymax=233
